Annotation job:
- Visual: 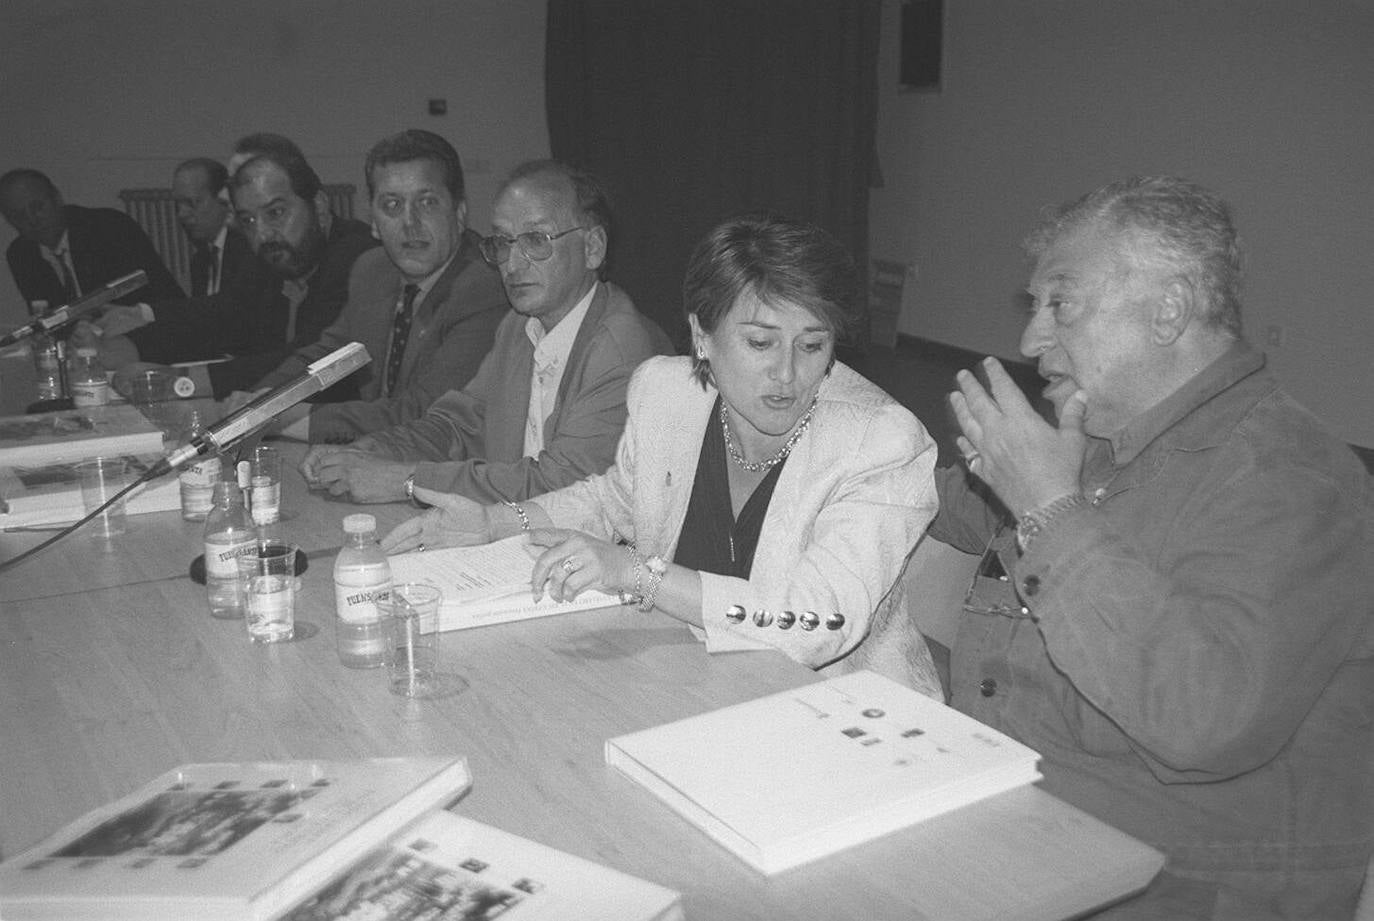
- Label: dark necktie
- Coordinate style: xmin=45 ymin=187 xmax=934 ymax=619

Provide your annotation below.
xmin=190 ymin=245 xmax=216 ymax=296
xmin=54 ymin=247 xmax=79 ymax=300
xmin=384 ymin=284 xmax=420 ymax=396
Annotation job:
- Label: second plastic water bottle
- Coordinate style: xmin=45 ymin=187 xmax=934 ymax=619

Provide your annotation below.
xmin=333 ymin=513 xmax=392 ymax=668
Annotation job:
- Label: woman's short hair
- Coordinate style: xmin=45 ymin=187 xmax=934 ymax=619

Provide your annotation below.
xmin=683 ymin=213 xmax=857 ymax=387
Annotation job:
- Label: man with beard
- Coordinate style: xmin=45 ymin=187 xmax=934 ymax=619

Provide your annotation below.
xmin=91 ymin=148 xmax=376 ymax=398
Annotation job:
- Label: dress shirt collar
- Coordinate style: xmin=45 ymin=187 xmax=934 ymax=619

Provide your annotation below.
xmin=403 ymin=247 xmax=459 ymax=308
xmin=525 ymin=280 xmax=598 ymax=371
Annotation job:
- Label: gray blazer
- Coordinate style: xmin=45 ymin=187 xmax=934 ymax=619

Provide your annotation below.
xmin=369 ymin=281 xmax=671 ymax=502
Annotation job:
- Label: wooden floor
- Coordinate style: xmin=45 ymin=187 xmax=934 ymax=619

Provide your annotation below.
xmin=849 ymin=336 xmax=1374 ymax=473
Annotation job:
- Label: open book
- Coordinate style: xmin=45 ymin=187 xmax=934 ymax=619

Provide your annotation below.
xmin=278 ymin=810 xmax=681 ymax=921
xmin=388 ymin=535 xmax=621 ymax=633
xmin=0 ymin=757 xmax=471 ymax=921
xmin=606 ymin=670 xmax=1042 ymax=875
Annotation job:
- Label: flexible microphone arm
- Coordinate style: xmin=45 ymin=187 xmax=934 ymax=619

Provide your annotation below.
xmin=155 ymin=342 xmax=371 ymax=475
xmin=0 ymin=270 xmax=147 ymax=347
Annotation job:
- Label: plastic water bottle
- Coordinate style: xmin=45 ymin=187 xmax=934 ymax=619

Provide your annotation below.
xmin=68 ymin=348 xmax=110 ymax=407
xmin=178 ymin=409 xmax=222 ymax=520
xmin=203 ymin=479 xmax=254 ymax=619
xmin=333 ymin=513 xmax=392 ymax=668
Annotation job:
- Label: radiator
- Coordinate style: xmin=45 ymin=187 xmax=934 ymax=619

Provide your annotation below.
xmin=119 ymin=184 xmax=357 ymax=292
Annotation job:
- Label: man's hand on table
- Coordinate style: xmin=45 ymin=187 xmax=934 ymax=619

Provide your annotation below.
xmin=301 ymin=446 xmax=414 ymax=503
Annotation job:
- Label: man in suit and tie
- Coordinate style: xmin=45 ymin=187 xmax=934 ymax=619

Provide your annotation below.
xmin=301 ymin=159 xmax=672 ymax=504
xmin=229 ymin=129 xmax=509 ymax=443
xmin=0 ymin=168 xmax=184 ymax=309
xmin=171 ymin=158 xmax=251 ymax=297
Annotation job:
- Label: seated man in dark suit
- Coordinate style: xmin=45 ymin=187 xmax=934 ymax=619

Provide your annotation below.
xmin=91 ymin=148 xmax=378 ymax=398
xmin=171 ymin=158 xmax=251 ymax=297
xmin=0 ymin=168 xmax=184 ymax=309
xmin=301 ymin=159 xmax=672 ymax=504
xmin=231 ymin=129 xmax=509 ymax=443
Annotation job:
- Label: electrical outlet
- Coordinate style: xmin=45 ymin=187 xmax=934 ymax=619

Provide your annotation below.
xmin=1265 ymin=324 xmax=1284 ymax=349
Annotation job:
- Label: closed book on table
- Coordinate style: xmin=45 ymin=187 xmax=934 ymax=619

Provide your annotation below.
xmin=278 ymin=810 xmax=682 ymax=921
xmin=0 ymin=454 xmax=180 ymax=529
xmin=388 ymin=535 xmax=620 ymax=633
xmin=606 ymin=669 xmax=1042 ymax=875
xmin=0 ymin=757 xmax=471 ymax=921
xmin=0 ymin=403 xmax=163 ymax=467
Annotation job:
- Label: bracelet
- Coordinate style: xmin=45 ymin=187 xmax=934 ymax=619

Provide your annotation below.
xmin=502 ymin=499 xmax=530 ymax=533
xmin=1016 ymin=492 xmax=1088 ymax=552
xmin=617 ymin=544 xmax=643 ymax=607
xmin=638 ymin=555 xmax=668 ymax=613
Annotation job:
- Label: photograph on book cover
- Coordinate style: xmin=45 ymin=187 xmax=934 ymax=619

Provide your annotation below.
xmin=279 ymin=841 xmax=535 ymax=921
xmin=22 ymin=776 xmax=330 ymax=868
xmin=0 ymin=412 xmax=101 ymax=443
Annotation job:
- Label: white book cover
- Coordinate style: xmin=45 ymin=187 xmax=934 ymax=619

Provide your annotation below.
xmin=388 ymin=535 xmax=621 ymax=633
xmin=0 ymin=403 xmax=163 ymax=467
xmin=0 ymin=453 xmax=180 ymax=529
xmin=0 ymin=757 xmax=471 ymax=921
xmin=277 ymin=810 xmax=682 ymax=921
xmin=606 ymin=670 xmax=1042 ymax=875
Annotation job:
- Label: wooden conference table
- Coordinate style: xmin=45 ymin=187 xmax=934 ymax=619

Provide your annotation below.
xmin=0 ymin=436 xmax=1164 ymax=920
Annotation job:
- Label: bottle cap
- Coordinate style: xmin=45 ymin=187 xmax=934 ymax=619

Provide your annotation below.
xmin=343 ymin=513 xmax=377 ymax=535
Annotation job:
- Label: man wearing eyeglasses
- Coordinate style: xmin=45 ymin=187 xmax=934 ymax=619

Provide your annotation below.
xmin=301 ymin=159 xmax=671 ymax=504
xmin=220 ymin=130 xmax=508 ymax=442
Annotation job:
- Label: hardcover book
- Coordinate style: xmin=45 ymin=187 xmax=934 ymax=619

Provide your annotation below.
xmin=606 ymin=670 xmax=1042 ymax=875
xmin=0 ymin=403 xmax=163 ymax=467
xmin=0 ymin=454 xmax=180 ymax=529
xmin=388 ymin=535 xmax=621 ymax=633
xmin=278 ymin=810 xmax=682 ymax=921
xmin=0 ymin=757 xmax=471 ymax=921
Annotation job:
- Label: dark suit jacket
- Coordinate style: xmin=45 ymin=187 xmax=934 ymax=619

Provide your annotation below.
xmin=126 ymin=217 xmax=378 ymax=397
xmin=253 ymin=230 xmax=509 ymax=443
xmin=190 ymin=227 xmax=252 ymax=297
xmin=6 ymin=205 xmax=184 ymax=307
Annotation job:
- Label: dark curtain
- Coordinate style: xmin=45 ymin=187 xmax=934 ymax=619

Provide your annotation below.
xmin=546 ymin=0 xmax=881 ymax=353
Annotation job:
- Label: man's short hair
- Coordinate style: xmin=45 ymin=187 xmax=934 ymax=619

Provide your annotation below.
xmin=498 ymin=160 xmax=612 ymax=238
xmin=230 ymin=150 xmax=322 ymax=204
xmin=174 ymin=158 xmax=229 ymax=196
xmin=1026 ymin=175 xmax=1244 ymax=336
xmin=364 ymin=130 xmax=464 ymax=202
xmin=683 ymin=212 xmax=858 ymax=388
xmin=232 ymin=133 xmax=305 ymax=163
xmin=0 ymin=168 xmax=58 ymax=199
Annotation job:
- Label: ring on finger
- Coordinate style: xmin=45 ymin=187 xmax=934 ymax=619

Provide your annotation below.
xmin=561 ymin=557 xmax=582 ymax=573
xmin=963 ymin=450 xmax=982 ymax=468
xmin=417 ymin=542 xmax=426 ymax=553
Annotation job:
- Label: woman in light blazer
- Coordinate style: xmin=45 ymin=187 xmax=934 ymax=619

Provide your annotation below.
xmin=383 ymin=213 xmax=942 ymax=695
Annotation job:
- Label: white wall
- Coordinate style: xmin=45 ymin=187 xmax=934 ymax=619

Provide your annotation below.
xmin=871 ymin=0 xmax=1374 ymax=447
xmin=0 ymin=0 xmax=549 ymax=321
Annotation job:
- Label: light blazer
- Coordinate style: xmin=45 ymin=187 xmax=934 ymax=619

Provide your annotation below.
xmin=368 ymin=280 xmax=672 ymax=502
xmin=533 ymin=355 xmax=943 ymax=695
xmin=253 ymin=230 xmax=509 ymax=443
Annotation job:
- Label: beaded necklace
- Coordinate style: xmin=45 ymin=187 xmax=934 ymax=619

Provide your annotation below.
xmin=719 ymin=395 xmax=819 ymax=473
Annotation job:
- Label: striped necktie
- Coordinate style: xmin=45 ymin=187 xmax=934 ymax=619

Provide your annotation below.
xmin=384 ymin=284 xmax=420 ymax=396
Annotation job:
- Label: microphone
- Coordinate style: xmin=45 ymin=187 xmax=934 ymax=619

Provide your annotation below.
xmin=159 ymin=342 xmax=371 ymax=473
xmin=0 ymin=270 xmax=147 ymax=347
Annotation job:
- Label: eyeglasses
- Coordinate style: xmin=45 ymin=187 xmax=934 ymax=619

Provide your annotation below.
xmin=478 ymin=227 xmax=587 ymax=265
